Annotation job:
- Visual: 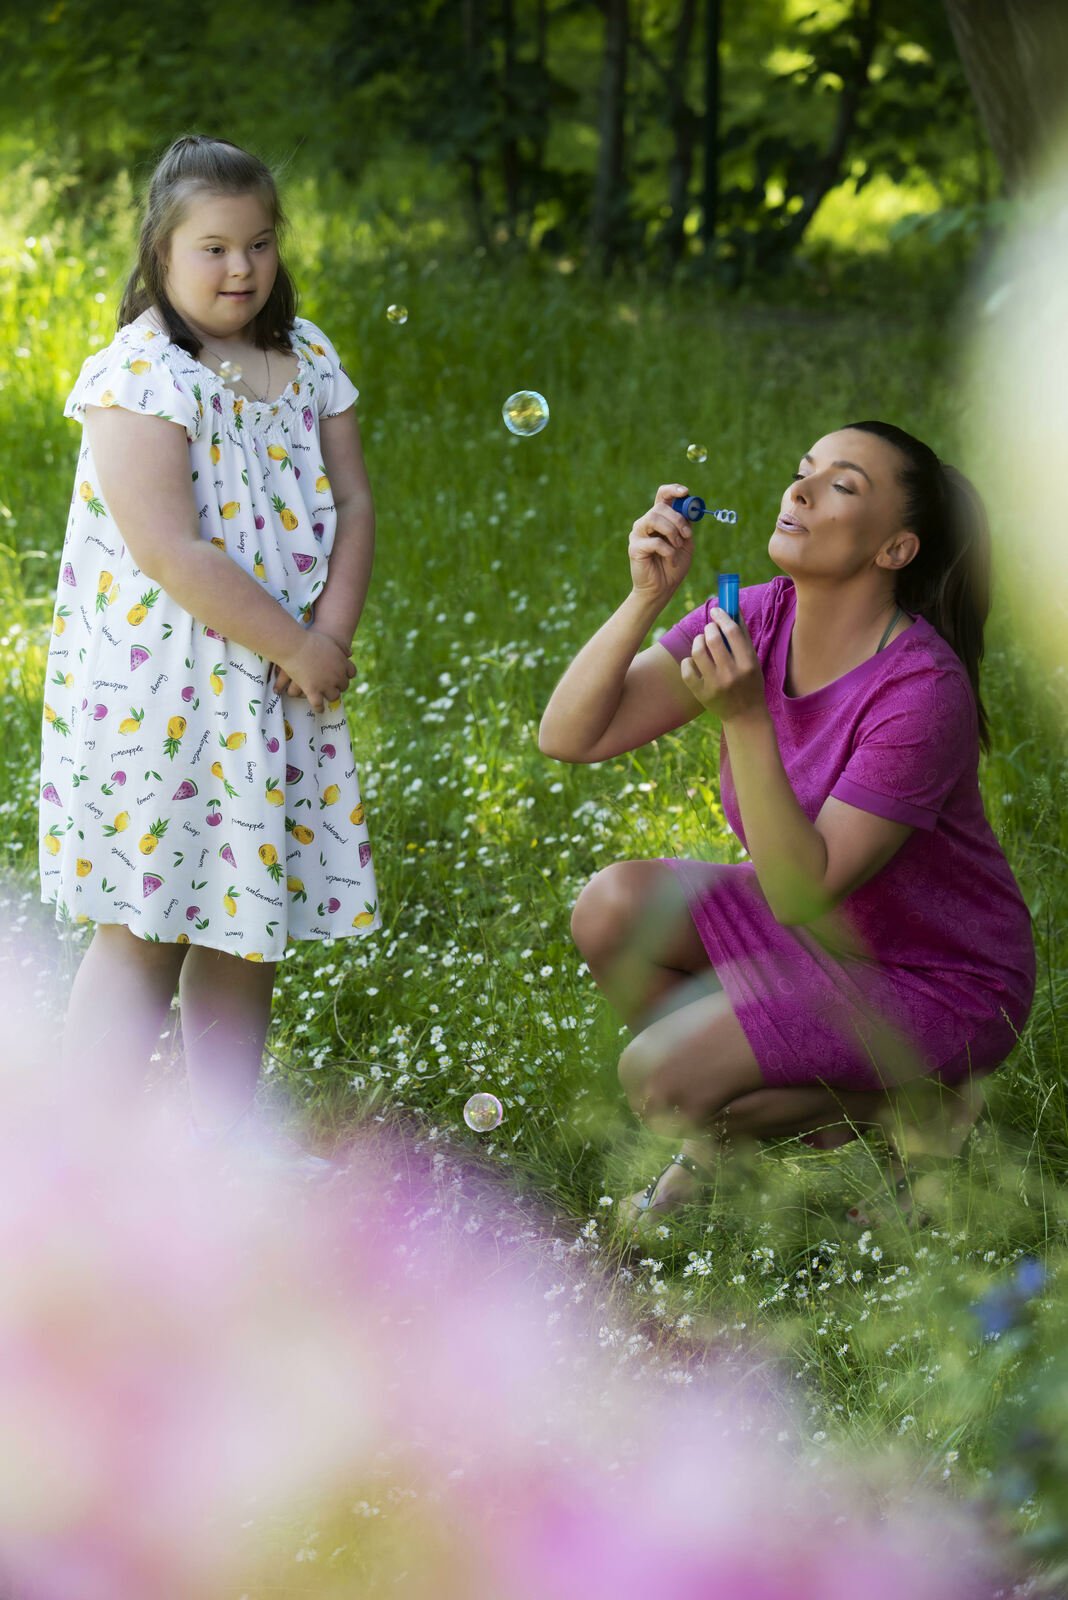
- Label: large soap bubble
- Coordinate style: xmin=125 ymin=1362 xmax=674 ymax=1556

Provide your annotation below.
xmin=502 ymin=391 xmax=550 ymax=437
xmin=463 ymin=1092 xmax=504 ymax=1132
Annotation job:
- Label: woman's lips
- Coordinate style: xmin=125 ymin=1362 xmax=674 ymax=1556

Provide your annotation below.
xmin=221 ymin=291 xmax=253 ymax=298
xmin=776 ymin=514 xmax=807 ymax=531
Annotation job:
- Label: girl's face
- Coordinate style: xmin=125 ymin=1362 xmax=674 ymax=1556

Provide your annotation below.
xmin=769 ymin=427 xmax=918 ymax=583
xmin=161 ymin=189 xmax=278 ymax=342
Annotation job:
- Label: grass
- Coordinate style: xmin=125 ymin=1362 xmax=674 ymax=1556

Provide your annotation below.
xmin=2 ymin=173 xmax=1066 ymax=1572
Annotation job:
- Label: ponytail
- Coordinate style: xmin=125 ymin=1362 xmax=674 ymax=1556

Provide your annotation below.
xmin=845 ymin=422 xmax=992 ymax=753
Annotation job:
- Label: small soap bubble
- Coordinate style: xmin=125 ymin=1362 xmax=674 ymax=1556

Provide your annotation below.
xmin=502 ymin=391 xmax=550 ymax=437
xmin=714 ymin=508 xmax=737 ymax=524
xmin=218 ymin=361 xmax=243 ymax=384
xmin=386 ymin=304 xmax=409 ymax=325
xmin=463 ymin=1092 xmax=504 ymax=1132
xmin=686 ymin=443 xmax=708 ymax=464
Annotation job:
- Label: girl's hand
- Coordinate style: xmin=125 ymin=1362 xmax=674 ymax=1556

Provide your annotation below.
xmin=680 ymin=607 xmax=767 ymax=724
xmin=273 ymin=626 xmax=354 ymax=702
xmin=628 ymin=484 xmax=694 ymax=606
xmin=275 ymin=631 xmax=356 ymax=713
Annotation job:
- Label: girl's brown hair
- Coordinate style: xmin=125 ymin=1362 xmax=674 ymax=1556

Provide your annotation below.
xmin=116 ymin=135 xmax=298 ymax=357
xmin=846 ymin=420 xmax=993 ymax=753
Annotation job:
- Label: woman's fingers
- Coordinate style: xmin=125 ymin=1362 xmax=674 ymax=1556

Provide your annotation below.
xmin=630 ymin=532 xmax=682 ymax=564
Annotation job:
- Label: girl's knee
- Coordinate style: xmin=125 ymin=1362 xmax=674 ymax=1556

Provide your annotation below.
xmin=571 ymin=862 xmax=646 ymax=957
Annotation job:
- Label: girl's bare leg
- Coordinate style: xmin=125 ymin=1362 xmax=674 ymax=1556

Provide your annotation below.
xmin=177 ymin=947 xmax=276 ymax=1134
xmin=63 ymin=923 xmax=187 ymax=1085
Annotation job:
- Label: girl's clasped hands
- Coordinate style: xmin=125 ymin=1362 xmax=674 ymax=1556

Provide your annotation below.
xmin=630 ymin=481 xmax=765 ymax=726
xmin=272 ymin=626 xmax=356 ymax=712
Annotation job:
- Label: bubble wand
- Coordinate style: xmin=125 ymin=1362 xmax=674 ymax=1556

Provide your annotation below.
xmin=670 ymin=497 xmax=740 ymax=625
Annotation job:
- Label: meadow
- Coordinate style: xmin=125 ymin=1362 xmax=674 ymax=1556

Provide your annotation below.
xmin=2 ymin=171 xmax=1066 ymax=1577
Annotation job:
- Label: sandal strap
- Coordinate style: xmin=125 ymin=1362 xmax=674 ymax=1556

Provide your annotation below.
xmin=670 ymin=1152 xmax=703 ymax=1178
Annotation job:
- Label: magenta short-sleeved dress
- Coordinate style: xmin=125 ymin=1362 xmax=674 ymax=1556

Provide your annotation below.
xmin=657 ymin=576 xmax=1036 ymax=1092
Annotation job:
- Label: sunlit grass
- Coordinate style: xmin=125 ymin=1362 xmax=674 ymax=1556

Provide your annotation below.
xmin=2 ymin=176 xmax=1066 ymax=1561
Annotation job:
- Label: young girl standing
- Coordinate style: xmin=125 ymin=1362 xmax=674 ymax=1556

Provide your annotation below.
xmin=39 ymin=135 xmax=379 ymax=1143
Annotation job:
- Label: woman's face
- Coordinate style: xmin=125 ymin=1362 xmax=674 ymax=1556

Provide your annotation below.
xmin=769 ymin=428 xmax=917 ymax=582
xmin=161 ymin=189 xmax=278 ymax=342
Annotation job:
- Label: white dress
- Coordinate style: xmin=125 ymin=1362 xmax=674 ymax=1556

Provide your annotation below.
xmin=39 ymin=311 xmax=380 ymax=961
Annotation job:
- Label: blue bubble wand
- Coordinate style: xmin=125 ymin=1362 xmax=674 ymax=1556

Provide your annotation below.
xmin=670 ymin=497 xmax=740 ymax=626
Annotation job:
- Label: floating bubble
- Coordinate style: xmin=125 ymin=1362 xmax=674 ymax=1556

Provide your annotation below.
xmin=218 ymin=361 xmax=243 ymax=384
xmin=502 ymin=391 xmax=550 ymax=437
xmin=463 ymin=1093 xmax=504 ymax=1133
xmin=386 ymin=304 xmax=409 ymax=325
xmin=686 ymin=443 xmax=708 ymax=464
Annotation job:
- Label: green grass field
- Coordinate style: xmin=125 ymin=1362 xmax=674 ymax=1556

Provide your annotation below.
xmin=2 ymin=178 xmax=1066 ymax=1572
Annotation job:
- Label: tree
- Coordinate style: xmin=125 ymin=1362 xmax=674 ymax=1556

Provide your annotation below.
xmin=942 ymin=0 xmax=1068 ymax=191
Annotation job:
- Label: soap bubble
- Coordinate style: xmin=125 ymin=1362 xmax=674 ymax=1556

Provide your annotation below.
xmin=686 ymin=443 xmax=708 ymax=464
xmin=218 ymin=361 xmax=243 ymax=384
xmin=463 ymin=1093 xmax=504 ymax=1133
xmin=386 ymin=304 xmax=409 ymax=325
xmin=502 ymin=391 xmax=550 ymax=437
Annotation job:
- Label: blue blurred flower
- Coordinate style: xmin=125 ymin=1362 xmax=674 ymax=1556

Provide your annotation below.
xmin=973 ymin=1256 xmax=1046 ymax=1339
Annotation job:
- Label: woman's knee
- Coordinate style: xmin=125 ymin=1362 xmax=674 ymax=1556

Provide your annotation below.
xmin=570 ymin=860 xmax=676 ymax=961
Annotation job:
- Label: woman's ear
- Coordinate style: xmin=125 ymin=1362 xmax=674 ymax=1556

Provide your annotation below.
xmin=877 ymin=531 xmax=920 ymax=572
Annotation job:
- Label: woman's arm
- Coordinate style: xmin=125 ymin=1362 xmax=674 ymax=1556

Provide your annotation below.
xmin=539 ymin=483 xmax=703 ymax=763
xmin=684 ymin=608 xmax=913 ymax=924
xmin=84 ymin=407 xmax=353 ymax=711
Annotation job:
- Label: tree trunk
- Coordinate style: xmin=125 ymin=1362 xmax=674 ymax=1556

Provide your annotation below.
xmin=942 ymin=0 xmax=1068 ymax=192
xmin=589 ymin=0 xmax=629 ymax=274
xmin=662 ymin=0 xmax=699 ymax=267
xmin=759 ymin=0 xmax=880 ymax=266
xmin=700 ymin=0 xmax=722 ymax=252
xmin=501 ymin=0 xmax=521 ymax=233
xmin=531 ymin=0 xmax=549 ymax=185
xmin=462 ymin=0 xmax=491 ymax=249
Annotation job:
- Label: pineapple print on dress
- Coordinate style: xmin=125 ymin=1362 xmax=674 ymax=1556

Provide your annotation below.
xmin=39 ymin=311 xmax=379 ymax=958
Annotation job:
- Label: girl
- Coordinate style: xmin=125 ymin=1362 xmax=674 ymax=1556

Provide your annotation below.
xmin=39 ymin=135 xmax=379 ymax=1149
xmin=539 ymin=423 xmax=1036 ymax=1230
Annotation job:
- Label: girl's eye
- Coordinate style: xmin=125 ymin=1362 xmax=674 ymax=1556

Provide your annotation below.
xmin=790 ymin=472 xmax=853 ymax=493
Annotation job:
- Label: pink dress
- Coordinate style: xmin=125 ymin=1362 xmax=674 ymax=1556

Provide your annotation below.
xmin=657 ymin=577 xmax=1035 ymax=1092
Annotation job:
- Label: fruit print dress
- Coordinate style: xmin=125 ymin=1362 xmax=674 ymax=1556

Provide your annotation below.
xmin=39 ymin=311 xmax=380 ymax=960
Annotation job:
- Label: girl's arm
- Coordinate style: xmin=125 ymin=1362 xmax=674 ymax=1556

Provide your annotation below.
xmin=84 ymin=408 xmax=353 ymax=711
xmin=539 ymin=483 xmax=703 ymax=763
xmin=308 ymin=408 xmax=375 ymax=650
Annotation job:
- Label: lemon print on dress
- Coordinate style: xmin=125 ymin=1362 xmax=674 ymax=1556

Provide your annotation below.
xmin=43 ymin=826 xmax=63 ymax=856
xmin=352 ymin=902 xmax=377 ymax=928
xmin=321 ymin=785 xmax=340 ymax=808
xmin=53 ymin=606 xmax=71 ymax=636
xmin=287 ymin=876 xmax=307 ymax=903
xmin=253 ymin=551 xmax=267 ymax=580
xmin=119 ymin=708 xmax=144 ymax=735
xmin=76 ymin=858 xmax=93 ymax=877
xmin=266 ymin=445 xmax=291 ymax=471
xmin=209 ymin=663 xmax=227 ymax=695
xmin=221 ymin=731 xmax=246 ymax=751
xmin=221 ymin=502 xmax=240 ymax=520
xmin=270 ymin=493 xmax=298 ymax=531
xmin=315 ymin=466 xmax=330 ymax=493
xmin=139 ymin=818 xmax=168 ymax=855
xmin=127 ymin=589 xmax=160 ymax=627
xmin=210 ymin=433 xmax=221 ymax=465
xmin=125 ymin=358 xmax=152 ymax=376
xmin=223 ymin=885 xmax=239 ymax=917
xmin=350 ymin=803 xmax=365 ymax=826
xmin=102 ymin=811 xmax=129 ymax=837
xmin=265 ymin=777 xmax=284 ymax=807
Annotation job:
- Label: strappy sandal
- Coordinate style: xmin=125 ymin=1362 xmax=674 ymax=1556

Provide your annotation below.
xmin=621 ymin=1151 xmax=710 ymax=1233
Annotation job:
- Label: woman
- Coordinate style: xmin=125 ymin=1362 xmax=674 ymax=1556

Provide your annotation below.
xmin=539 ymin=422 xmax=1035 ymax=1229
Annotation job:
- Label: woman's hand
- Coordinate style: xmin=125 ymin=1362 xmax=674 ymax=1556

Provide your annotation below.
xmin=680 ymin=607 xmax=767 ymax=724
xmin=628 ymin=483 xmax=694 ymax=606
xmin=274 ymin=629 xmax=356 ymax=713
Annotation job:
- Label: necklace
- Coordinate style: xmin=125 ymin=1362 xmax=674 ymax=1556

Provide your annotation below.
xmin=200 ymin=343 xmax=272 ymax=403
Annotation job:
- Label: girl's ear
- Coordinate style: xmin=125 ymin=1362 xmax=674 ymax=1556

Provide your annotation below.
xmin=878 ymin=531 xmax=919 ymax=571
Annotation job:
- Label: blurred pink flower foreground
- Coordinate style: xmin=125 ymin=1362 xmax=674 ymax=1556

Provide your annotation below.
xmin=0 ymin=934 xmax=1001 ymax=1599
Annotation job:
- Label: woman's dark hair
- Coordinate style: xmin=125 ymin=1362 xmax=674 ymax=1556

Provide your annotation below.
xmin=116 ymin=135 xmax=298 ymax=357
xmin=845 ymin=420 xmax=992 ymax=753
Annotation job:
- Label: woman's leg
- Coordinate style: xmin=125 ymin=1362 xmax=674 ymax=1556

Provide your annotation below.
xmin=571 ymin=860 xmax=717 ymax=1029
xmin=177 ymin=948 xmax=276 ymax=1134
xmin=63 ymin=923 xmax=187 ymax=1084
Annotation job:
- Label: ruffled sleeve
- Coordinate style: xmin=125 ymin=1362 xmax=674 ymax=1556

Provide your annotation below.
xmin=63 ymin=330 xmax=203 ymax=443
xmin=294 ymin=319 xmax=360 ymax=418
